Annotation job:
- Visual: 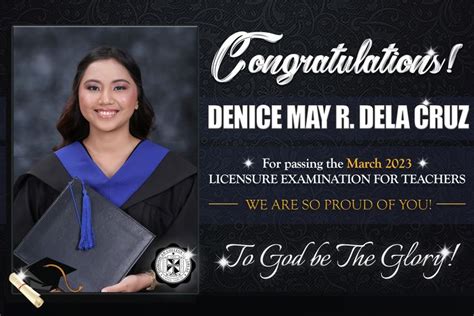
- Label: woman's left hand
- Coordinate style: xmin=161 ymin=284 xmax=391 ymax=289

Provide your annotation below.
xmin=101 ymin=273 xmax=154 ymax=293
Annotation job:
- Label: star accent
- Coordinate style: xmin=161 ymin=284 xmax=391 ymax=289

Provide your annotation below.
xmin=418 ymin=158 xmax=428 ymax=168
xmin=422 ymin=98 xmax=431 ymax=106
xmin=184 ymin=248 xmax=196 ymax=260
xmin=216 ymin=255 xmax=230 ymax=270
xmin=426 ymin=47 xmax=436 ymax=56
xmin=439 ymin=245 xmax=453 ymax=259
xmin=17 ymin=269 xmax=27 ymax=281
xmin=243 ymin=158 xmax=254 ymax=169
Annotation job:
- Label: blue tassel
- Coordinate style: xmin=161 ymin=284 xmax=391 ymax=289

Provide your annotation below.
xmin=78 ymin=180 xmax=95 ymax=250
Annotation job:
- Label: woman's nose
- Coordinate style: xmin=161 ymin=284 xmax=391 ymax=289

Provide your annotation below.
xmin=99 ymin=89 xmax=114 ymax=105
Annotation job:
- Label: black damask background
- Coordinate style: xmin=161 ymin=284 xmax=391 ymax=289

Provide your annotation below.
xmin=0 ymin=1 xmax=473 ymax=315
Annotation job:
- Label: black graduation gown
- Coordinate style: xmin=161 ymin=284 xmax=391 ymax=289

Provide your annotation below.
xmin=12 ymin=151 xmax=197 ymax=293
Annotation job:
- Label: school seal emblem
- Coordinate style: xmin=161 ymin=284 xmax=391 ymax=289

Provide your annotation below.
xmin=153 ymin=245 xmax=194 ymax=286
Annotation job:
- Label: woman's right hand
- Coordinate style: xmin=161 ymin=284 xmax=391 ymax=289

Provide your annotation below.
xmin=101 ymin=272 xmax=156 ymax=293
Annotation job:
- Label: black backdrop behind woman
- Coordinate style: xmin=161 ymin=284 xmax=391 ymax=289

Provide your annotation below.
xmin=13 ymin=26 xmax=197 ymax=179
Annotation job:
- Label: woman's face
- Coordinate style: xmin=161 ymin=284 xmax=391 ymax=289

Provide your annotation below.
xmin=78 ymin=58 xmax=138 ymax=135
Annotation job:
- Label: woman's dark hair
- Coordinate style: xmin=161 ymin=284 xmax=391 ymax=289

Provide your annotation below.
xmin=54 ymin=46 xmax=155 ymax=150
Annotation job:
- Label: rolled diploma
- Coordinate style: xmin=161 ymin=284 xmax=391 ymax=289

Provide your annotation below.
xmin=9 ymin=272 xmax=44 ymax=308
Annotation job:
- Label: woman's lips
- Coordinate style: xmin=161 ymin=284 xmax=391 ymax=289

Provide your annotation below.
xmin=94 ymin=109 xmax=119 ymax=119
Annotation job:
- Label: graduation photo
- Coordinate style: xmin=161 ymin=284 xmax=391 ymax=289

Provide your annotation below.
xmin=11 ymin=26 xmax=198 ymax=295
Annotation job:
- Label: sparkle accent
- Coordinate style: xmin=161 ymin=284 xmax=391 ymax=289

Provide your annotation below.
xmin=439 ymin=246 xmax=453 ymax=259
xmin=426 ymin=47 xmax=436 ymax=56
xmin=243 ymin=158 xmax=254 ymax=169
xmin=418 ymin=158 xmax=428 ymax=168
xmin=216 ymin=255 xmax=230 ymax=270
xmin=17 ymin=269 xmax=27 ymax=281
xmin=422 ymin=99 xmax=431 ymax=106
xmin=184 ymin=248 xmax=196 ymax=260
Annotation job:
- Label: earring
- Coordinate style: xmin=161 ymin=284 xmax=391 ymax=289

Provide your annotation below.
xmin=135 ymin=103 xmax=139 ymax=110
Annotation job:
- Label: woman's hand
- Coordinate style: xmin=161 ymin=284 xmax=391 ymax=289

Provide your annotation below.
xmin=101 ymin=272 xmax=155 ymax=293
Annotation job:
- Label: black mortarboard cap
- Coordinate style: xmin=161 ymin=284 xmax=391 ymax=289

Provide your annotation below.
xmin=14 ymin=178 xmax=155 ymax=292
xmin=23 ymin=257 xmax=80 ymax=292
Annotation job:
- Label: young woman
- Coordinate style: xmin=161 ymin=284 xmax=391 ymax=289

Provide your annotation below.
xmin=13 ymin=46 xmax=197 ymax=292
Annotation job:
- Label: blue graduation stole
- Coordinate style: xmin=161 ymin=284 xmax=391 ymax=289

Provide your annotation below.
xmin=55 ymin=140 xmax=169 ymax=250
xmin=55 ymin=140 xmax=169 ymax=207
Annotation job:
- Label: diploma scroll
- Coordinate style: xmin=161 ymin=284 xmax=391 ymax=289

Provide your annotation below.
xmin=9 ymin=272 xmax=44 ymax=308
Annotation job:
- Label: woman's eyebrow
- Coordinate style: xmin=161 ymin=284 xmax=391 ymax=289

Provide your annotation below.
xmin=82 ymin=79 xmax=131 ymax=84
xmin=83 ymin=79 xmax=101 ymax=85
xmin=112 ymin=79 xmax=131 ymax=84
